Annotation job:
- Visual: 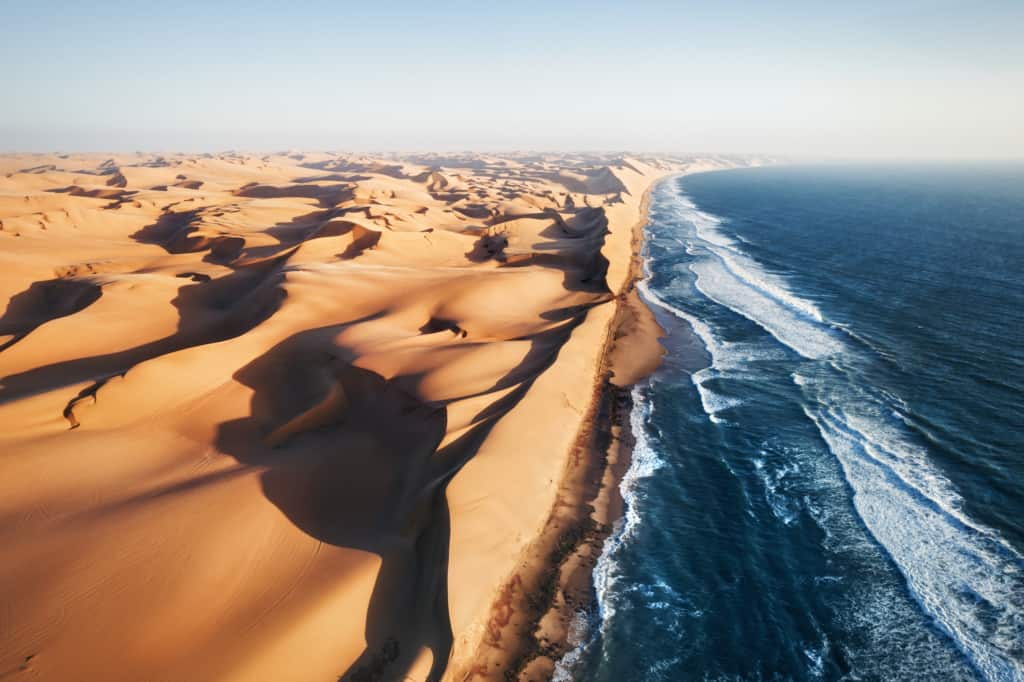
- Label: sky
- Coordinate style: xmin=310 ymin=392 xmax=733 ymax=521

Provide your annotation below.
xmin=2 ymin=0 xmax=1022 ymax=158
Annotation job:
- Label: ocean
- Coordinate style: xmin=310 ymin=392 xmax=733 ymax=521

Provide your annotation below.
xmin=556 ymin=164 xmax=1024 ymax=681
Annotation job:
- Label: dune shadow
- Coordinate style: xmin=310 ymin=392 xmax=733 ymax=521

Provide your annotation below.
xmin=210 ymin=306 xmax=588 ymax=681
xmin=234 ymin=182 xmax=354 ymax=208
xmin=212 ymin=324 xmax=453 ymax=681
xmin=461 ymin=205 xmax=612 ymax=295
xmin=0 ymin=279 xmax=103 ymax=354
xmin=299 ymin=159 xmax=411 ymax=180
xmin=464 ymin=232 xmax=509 ymax=263
xmin=338 ymin=228 xmax=381 ymax=260
xmin=264 ymin=208 xmax=337 ymax=244
xmin=131 ymin=210 xmax=201 ymax=249
xmin=0 ymin=254 xmax=289 ymax=406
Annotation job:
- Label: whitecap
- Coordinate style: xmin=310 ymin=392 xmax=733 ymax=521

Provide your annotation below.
xmin=689 ymin=257 xmax=844 ymax=359
xmin=672 ymin=185 xmax=1024 ymax=679
xmin=554 ymin=384 xmax=665 ymax=677
xmin=801 ymin=392 xmax=1024 ymax=680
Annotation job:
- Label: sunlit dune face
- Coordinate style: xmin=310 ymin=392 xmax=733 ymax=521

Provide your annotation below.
xmin=0 ymin=151 xmax=675 ymax=681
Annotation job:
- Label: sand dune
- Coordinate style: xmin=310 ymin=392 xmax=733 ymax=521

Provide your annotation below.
xmin=0 ymin=151 xmax=730 ymax=680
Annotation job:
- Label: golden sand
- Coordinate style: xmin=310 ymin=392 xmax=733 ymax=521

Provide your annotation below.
xmin=0 ymin=151 xmax=732 ymax=680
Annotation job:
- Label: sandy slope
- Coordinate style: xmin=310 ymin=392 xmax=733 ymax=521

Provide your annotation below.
xmin=0 ymin=151 xmax=729 ymax=681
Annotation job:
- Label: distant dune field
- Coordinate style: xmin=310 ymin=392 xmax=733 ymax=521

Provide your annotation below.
xmin=0 ymin=151 xmax=730 ymax=680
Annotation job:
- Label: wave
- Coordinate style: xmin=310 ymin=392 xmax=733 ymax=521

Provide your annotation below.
xmin=691 ymin=368 xmax=741 ymax=424
xmin=801 ymin=393 xmax=1024 ymax=681
xmin=669 ymin=186 xmax=1024 ymax=680
xmin=552 ymin=384 xmax=665 ymax=680
xmin=637 ymin=277 xmax=720 ymax=359
xmin=689 ymin=258 xmax=844 ymax=360
xmin=666 ymin=190 xmax=843 ymax=360
xmin=638 ymin=275 xmax=790 ymax=429
xmin=677 ymin=193 xmax=828 ymax=325
xmin=594 ymin=385 xmax=664 ymax=626
xmin=550 ymin=611 xmax=590 ymax=682
xmin=752 ymin=456 xmax=801 ymax=526
xmin=671 ymin=195 xmax=737 ymax=249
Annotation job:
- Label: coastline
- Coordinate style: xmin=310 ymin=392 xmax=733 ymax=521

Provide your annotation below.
xmin=539 ymin=163 xmax=1024 ymax=681
xmin=452 ymin=176 xmax=671 ymax=680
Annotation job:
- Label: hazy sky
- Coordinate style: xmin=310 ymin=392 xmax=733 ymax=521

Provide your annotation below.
xmin=2 ymin=0 xmax=1022 ymax=158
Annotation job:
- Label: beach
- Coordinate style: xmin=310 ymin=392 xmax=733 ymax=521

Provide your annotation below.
xmin=0 ymin=152 xmax=734 ymax=680
xmin=569 ymin=166 xmax=1024 ymax=682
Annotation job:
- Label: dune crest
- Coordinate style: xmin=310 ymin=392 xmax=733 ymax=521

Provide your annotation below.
xmin=0 ymin=151 xmax=732 ymax=680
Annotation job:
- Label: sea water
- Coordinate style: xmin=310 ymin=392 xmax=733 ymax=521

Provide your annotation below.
xmin=556 ymin=164 xmax=1024 ymax=681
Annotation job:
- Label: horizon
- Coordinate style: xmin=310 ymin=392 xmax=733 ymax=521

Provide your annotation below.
xmin=3 ymin=0 xmax=1023 ymax=159
xmin=4 ymin=150 xmax=1023 ymax=165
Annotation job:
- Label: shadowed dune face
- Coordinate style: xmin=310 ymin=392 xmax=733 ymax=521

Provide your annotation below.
xmin=217 ymin=332 xmax=449 ymax=548
xmin=234 ymin=181 xmax=355 ymax=208
xmin=0 ymin=151 xmax=685 ymax=681
xmin=0 ymin=253 xmax=288 ymax=404
xmin=0 ymin=278 xmax=102 ymax=352
xmin=216 ymin=334 xmax=453 ymax=681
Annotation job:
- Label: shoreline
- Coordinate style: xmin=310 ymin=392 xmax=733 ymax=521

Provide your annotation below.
xmin=456 ymin=177 xmax=671 ymax=680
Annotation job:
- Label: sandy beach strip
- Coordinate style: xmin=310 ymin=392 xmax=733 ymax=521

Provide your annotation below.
xmin=448 ymin=178 xmax=669 ymax=680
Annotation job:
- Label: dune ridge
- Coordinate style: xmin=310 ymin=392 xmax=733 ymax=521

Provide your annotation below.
xmin=0 ymin=151 xmax=737 ymax=681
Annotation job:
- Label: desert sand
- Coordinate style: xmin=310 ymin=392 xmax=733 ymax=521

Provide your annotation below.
xmin=0 ymin=151 xmax=732 ymax=681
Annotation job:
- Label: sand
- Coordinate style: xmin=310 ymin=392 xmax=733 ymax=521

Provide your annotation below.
xmin=0 ymin=151 xmax=733 ymax=681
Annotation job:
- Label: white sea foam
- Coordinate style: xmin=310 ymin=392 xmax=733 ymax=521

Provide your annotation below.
xmin=692 ymin=367 xmax=741 ymax=424
xmin=637 ymin=277 xmax=722 ymax=360
xmin=753 ymin=456 xmax=801 ymax=526
xmin=796 ymin=373 xmax=1022 ymax=554
xmin=592 ymin=385 xmax=664 ymax=621
xmin=672 ymin=196 xmax=737 ymax=248
xmin=572 ymin=181 xmax=1024 ymax=680
xmin=672 ymin=187 xmax=1024 ymax=680
xmin=717 ymin=249 xmax=826 ymax=324
xmin=637 ymin=277 xmax=762 ymax=425
xmin=638 ymin=269 xmax=784 ymax=371
xmin=666 ymin=190 xmax=842 ymax=360
xmin=689 ymin=258 xmax=844 ymax=359
xmin=801 ymin=392 xmax=1024 ymax=681
xmin=550 ymin=611 xmax=591 ymax=682
xmin=676 ymin=193 xmax=829 ymax=325
xmin=553 ymin=384 xmax=665 ymax=679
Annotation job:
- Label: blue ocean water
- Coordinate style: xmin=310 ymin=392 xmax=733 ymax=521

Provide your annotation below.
xmin=556 ymin=164 xmax=1024 ymax=681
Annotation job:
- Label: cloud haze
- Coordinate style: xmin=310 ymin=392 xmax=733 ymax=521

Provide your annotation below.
xmin=2 ymin=0 xmax=1022 ymax=158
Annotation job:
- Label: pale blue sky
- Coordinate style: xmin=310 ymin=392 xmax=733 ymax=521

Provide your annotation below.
xmin=2 ymin=0 xmax=1022 ymax=157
